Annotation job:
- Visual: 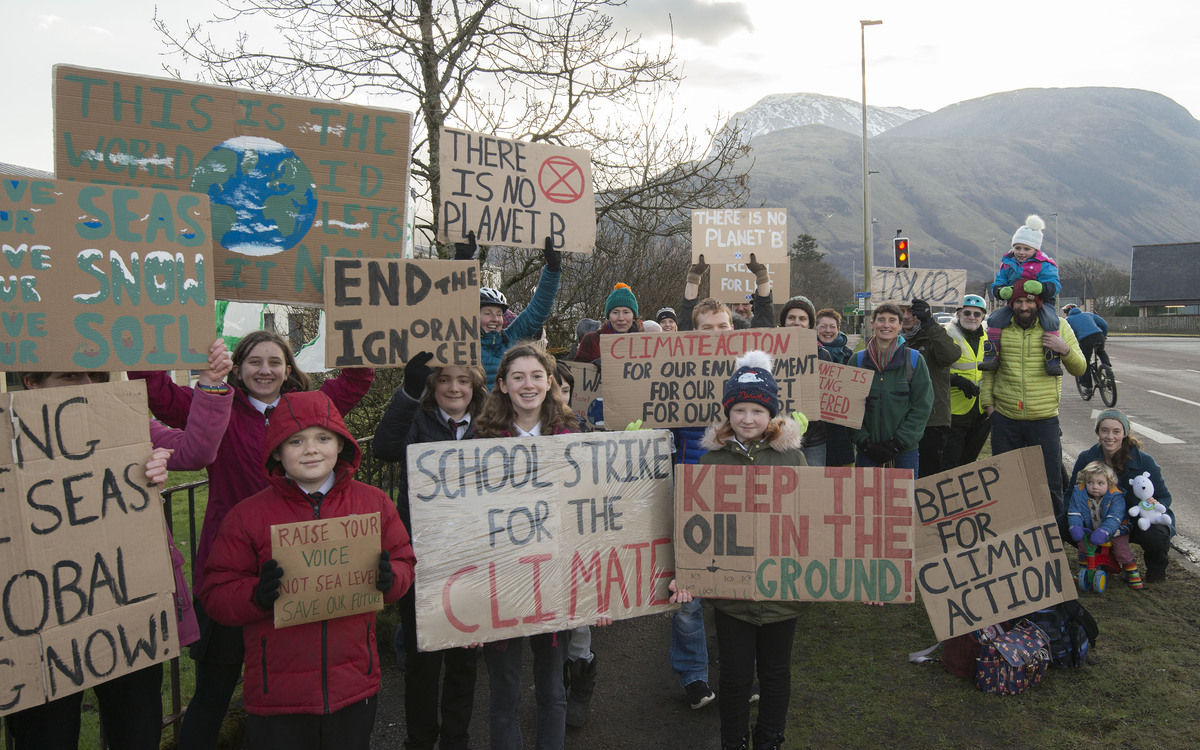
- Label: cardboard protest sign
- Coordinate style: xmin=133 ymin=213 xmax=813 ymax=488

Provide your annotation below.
xmin=406 ymin=431 xmax=676 ymax=650
xmin=438 ymin=127 xmax=595 ymax=254
xmin=565 ymin=361 xmax=604 ymax=430
xmin=271 ymin=513 xmax=384 ymax=628
xmin=0 ymin=175 xmax=216 ymax=372
xmin=817 ymin=361 xmax=872 ymax=429
xmin=871 ymin=267 xmax=967 ymax=306
xmin=601 ymin=329 xmax=819 ymax=429
xmin=691 ymin=209 xmax=790 ymax=303
xmin=674 ymin=465 xmax=915 ymax=603
xmin=914 ymin=447 xmax=1075 ymax=641
xmin=0 ymin=381 xmax=177 ymax=716
xmin=54 ymin=65 xmax=413 ymax=306
xmin=323 ymin=257 xmax=479 ymax=368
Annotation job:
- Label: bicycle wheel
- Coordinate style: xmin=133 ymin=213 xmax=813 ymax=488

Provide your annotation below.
xmin=1097 ymin=364 xmax=1117 ymax=407
xmin=1076 ymin=367 xmax=1094 ymax=401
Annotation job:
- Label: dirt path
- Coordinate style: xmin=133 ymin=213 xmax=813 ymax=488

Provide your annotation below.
xmin=370 ymin=608 xmax=722 ymax=749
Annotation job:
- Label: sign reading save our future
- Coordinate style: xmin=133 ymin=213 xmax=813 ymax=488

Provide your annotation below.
xmin=0 ymin=382 xmax=178 ymax=716
xmin=54 ymin=65 xmax=413 ymax=306
xmin=0 ymin=175 xmax=216 ymax=371
xmin=271 ymin=513 xmax=384 ymax=629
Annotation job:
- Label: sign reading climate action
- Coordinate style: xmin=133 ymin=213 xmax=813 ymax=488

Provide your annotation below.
xmin=914 ymin=447 xmax=1075 ymax=641
xmin=871 ymin=267 xmax=967 ymax=306
xmin=600 ymin=329 xmax=820 ymax=429
xmin=0 ymin=381 xmax=177 ymax=717
xmin=0 ymin=175 xmax=215 ymax=371
xmin=54 ymin=65 xmax=412 ymax=306
xmin=406 ymin=432 xmax=676 ymax=650
xmin=438 ymin=127 xmax=595 ymax=254
xmin=271 ymin=513 xmax=384 ymax=629
xmin=674 ymin=465 xmax=915 ymax=603
xmin=691 ymin=208 xmax=790 ymax=303
xmin=323 ymin=257 xmax=480 ymax=368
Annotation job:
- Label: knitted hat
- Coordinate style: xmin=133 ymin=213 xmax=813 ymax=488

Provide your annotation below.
xmin=1011 ymin=214 xmax=1045 ymax=250
xmin=721 ymin=351 xmax=780 ymax=417
xmin=779 ymin=295 xmax=816 ymax=328
xmin=575 ymin=318 xmax=601 ymax=339
xmin=642 ymin=320 xmax=662 ymax=333
xmin=605 ymin=283 xmax=638 ymax=317
xmin=1008 ymin=279 xmax=1044 ymax=308
xmin=1095 ymin=409 xmax=1131 ymax=436
xmin=655 ymin=307 xmax=678 ymax=324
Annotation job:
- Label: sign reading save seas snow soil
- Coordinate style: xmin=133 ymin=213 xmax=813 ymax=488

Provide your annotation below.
xmin=0 ymin=175 xmax=216 ymax=371
xmin=406 ymin=431 xmax=676 ymax=650
xmin=54 ymin=65 xmax=413 ymax=306
xmin=673 ymin=464 xmax=915 ymax=603
xmin=438 ymin=127 xmax=595 ymax=254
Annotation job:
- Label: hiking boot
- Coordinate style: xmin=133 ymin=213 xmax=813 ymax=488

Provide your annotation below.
xmin=564 ymin=655 xmax=598 ymax=728
xmin=753 ymin=727 xmax=786 ymax=750
xmin=1145 ymin=569 xmax=1167 ymax=583
xmin=1044 ymin=348 xmax=1063 ymax=376
xmin=722 ymin=733 xmax=749 ymax=750
xmin=685 ymin=680 xmax=716 ymax=710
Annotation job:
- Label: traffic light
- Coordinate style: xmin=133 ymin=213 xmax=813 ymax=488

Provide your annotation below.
xmin=893 ymin=236 xmax=910 ymax=268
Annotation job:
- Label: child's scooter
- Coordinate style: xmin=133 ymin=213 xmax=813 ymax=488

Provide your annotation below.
xmin=1077 ymin=539 xmax=1119 ymax=594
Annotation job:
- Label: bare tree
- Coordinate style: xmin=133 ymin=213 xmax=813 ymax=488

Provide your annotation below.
xmin=1059 ymin=257 xmax=1130 ymax=315
xmin=156 ymin=0 xmax=750 ymax=258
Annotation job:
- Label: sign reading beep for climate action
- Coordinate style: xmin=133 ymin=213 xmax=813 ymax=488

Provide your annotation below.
xmin=0 ymin=175 xmax=216 ymax=371
xmin=53 ymin=65 xmax=413 ymax=306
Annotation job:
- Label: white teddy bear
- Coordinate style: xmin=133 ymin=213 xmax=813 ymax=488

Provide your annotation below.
xmin=1128 ymin=471 xmax=1172 ymax=531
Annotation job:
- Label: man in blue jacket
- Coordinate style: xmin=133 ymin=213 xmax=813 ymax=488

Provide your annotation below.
xmin=1063 ymin=306 xmax=1110 ymax=392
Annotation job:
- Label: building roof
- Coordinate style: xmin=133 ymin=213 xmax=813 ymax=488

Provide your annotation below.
xmin=1130 ymin=242 xmax=1200 ymax=306
xmin=0 ymin=162 xmax=54 ymax=179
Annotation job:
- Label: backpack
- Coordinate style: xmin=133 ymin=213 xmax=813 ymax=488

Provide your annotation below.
xmin=1028 ymin=601 xmax=1099 ymax=668
xmin=974 ymin=620 xmax=1051 ymax=695
xmin=855 ymin=347 xmax=920 ymax=384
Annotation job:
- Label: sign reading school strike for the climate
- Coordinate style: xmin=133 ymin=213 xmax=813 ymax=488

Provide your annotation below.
xmin=691 ymin=209 xmax=791 ymax=303
xmin=817 ymin=361 xmax=872 ymax=429
xmin=871 ymin=267 xmax=968 ymax=306
xmin=0 ymin=381 xmax=177 ymax=717
xmin=53 ymin=65 xmax=413 ymax=306
xmin=406 ymin=431 xmax=676 ymax=650
xmin=322 ymin=257 xmax=480 ymax=368
xmin=565 ymin=361 xmax=603 ymax=430
xmin=0 ymin=175 xmax=216 ymax=371
xmin=914 ymin=447 xmax=1075 ymax=641
xmin=271 ymin=513 xmax=384 ymax=629
xmin=438 ymin=127 xmax=595 ymax=254
xmin=674 ymin=465 xmax=915 ymax=603
xmin=600 ymin=329 xmax=820 ymax=430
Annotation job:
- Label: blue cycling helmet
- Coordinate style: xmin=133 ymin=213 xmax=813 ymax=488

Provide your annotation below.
xmin=961 ymin=294 xmax=987 ymax=311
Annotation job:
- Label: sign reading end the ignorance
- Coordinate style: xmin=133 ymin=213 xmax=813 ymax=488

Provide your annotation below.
xmin=438 ymin=127 xmax=595 ymax=254
xmin=0 ymin=381 xmax=177 ymax=716
xmin=914 ymin=447 xmax=1075 ymax=641
xmin=407 ymin=431 xmax=676 ymax=650
xmin=675 ymin=465 xmax=915 ymax=603
xmin=323 ymin=257 xmax=480 ymax=368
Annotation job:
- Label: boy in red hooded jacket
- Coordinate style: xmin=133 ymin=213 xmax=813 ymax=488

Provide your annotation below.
xmin=201 ymin=390 xmax=415 ymax=749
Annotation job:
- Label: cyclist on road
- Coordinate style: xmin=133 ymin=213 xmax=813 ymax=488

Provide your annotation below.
xmin=1064 ymin=305 xmax=1110 ymax=392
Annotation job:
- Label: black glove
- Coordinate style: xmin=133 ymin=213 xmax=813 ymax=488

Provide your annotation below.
xmin=403 ymin=351 xmax=435 ymax=399
xmin=255 ymin=559 xmax=284 ymax=610
xmin=884 ymin=437 xmax=906 ymax=458
xmin=950 ymin=375 xmax=980 ymax=399
xmin=1040 ymin=281 xmax=1058 ymax=301
xmin=376 ymin=550 xmax=394 ymax=594
xmin=542 ymin=236 xmax=562 ymax=272
xmin=745 ymin=253 xmax=770 ymax=286
xmin=863 ymin=441 xmax=894 ymax=465
xmin=687 ymin=254 xmax=709 ymax=286
xmin=910 ymin=298 xmax=932 ymax=324
xmin=453 ymin=231 xmax=477 ymax=260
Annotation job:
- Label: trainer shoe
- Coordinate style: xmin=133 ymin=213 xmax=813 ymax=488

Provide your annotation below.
xmin=685 ymin=680 xmax=716 ymax=710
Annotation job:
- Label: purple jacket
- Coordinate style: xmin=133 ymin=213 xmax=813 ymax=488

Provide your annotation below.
xmin=131 ymin=367 xmax=374 ymax=593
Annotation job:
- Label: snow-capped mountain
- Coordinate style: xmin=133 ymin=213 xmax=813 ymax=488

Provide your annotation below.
xmin=723 ymin=92 xmax=928 ymax=143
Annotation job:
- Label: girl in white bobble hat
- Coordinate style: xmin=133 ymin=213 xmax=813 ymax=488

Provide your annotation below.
xmin=980 ymin=214 xmax=1064 ymax=374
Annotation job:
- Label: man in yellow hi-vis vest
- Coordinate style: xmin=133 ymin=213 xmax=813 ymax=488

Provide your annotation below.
xmin=942 ymin=294 xmax=991 ymax=467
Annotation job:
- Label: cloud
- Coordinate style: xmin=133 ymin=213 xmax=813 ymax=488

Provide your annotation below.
xmin=37 ymin=15 xmax=61 ymax=29
xmin=612 ymin=0 xmax=752 ymax=45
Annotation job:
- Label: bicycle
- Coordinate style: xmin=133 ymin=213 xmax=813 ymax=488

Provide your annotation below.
xmin=1076 ymin=348 xmax=1116 ymax=407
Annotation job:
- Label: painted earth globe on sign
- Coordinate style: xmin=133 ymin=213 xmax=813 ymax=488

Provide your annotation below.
xmin=190 ymin=136 xmax=318 ymax=256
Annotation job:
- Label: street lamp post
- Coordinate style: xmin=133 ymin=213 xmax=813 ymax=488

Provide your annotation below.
xmin=861 ymin=19 xmax=882 ymax=309
xmin=1050 ymin=212 xmax=1059 ymax=257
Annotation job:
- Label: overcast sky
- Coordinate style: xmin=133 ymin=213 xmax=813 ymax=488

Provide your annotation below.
xmin=6 ymin=0 xmax=1200 ymax=172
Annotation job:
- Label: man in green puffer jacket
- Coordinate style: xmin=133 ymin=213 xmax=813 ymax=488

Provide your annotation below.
xmin=980 ymin=280 xmax=1086 ymax=535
